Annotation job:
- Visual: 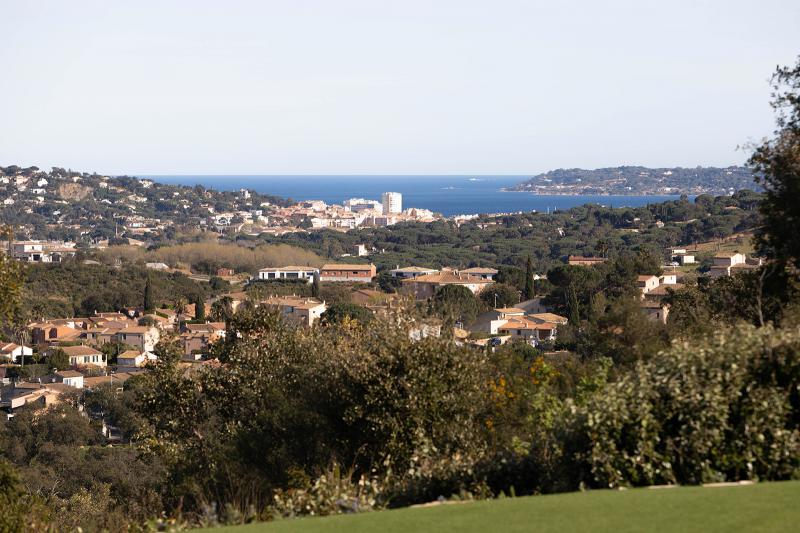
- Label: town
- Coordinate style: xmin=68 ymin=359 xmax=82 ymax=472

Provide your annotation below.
xmin=0 ymin=165 xmax=438 ymax=247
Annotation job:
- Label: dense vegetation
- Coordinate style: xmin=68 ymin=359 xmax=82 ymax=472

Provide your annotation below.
xmin=250 ymin=190 xmax=762 ymax=275
xmin=102 ymin=241 xmax=322 ymax=276
xmin=20 ymin=262 xmax=212 ymax=319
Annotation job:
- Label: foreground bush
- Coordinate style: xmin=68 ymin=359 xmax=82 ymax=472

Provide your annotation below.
xmin=135 ymin=308 xmax=493 ymax=519
xmin=578 ymin=325 xmax=800 ymax=487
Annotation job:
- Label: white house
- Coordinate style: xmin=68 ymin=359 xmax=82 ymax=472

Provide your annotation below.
xmin=258 ymin=265 xmax=319 ymax=283
xmin=54 ymin=370 xmax=84 ymax=389
xmin=116 ymin=326 xmax=160 ymax=352
xmin=0 ymin=343 xmax=33 ymax=363
xmin=59 ymin=345 xmax=106 ymax=367
xmin=637 ymin=275 xmax=660 ymax=295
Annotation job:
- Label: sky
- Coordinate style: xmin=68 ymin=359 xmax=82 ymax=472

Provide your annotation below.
xmin=1 ymin=0 xmax=798 ymax=175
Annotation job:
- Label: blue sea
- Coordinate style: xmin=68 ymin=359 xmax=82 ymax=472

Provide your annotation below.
xmin=145 ymin=175 xmax=682 ymax=217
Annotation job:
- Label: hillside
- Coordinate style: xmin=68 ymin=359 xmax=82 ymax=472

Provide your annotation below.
xmin=215 ymin=481 xmax=799 ymax=533
xmin=508 ymin=166 xmax=755 ymax=195
xmin=0 ymin=164 xmax=291 ymax=242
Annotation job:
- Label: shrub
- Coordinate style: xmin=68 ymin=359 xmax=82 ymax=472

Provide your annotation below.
xmin=576 ymin=325 xmax=800 ymax=487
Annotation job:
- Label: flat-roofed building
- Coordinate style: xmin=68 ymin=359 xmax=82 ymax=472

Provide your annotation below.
xmin=258 ymin=265 xmax=319 ymax=283
xmin=319 ymin=263 xmax=376 ymax=282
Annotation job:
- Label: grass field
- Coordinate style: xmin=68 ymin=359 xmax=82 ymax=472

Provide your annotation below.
xmin=214 ymin=481 xmax=799 ymax=533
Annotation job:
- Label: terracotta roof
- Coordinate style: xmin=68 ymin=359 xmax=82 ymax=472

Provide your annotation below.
xmin=499 ymin=317 xmax=556 ymax=331
xmin=61 ymin=345 xmax=102 ymax=356
xmin=494 ymin=307 xmax=525 ymax=314
xmin=402 ymin=272 xmax=493 ymax=285
xmin=185 ymin=322 xmax=226 ymax=333
xmin=460 ymin=267 xmax=499 ymax=274
xmin=117 ymin=326 xmax=152 ymax=334
xmin=83 ymin=373 xmax=135 ymax=388
xmin=55 ymin=370 xmax=83 ymax=378
xmin=262 ymin=296 xmax=324 ymax=310
xmin=648 ymin=284 xmax=685 ymax=295
xmin=637 ymin=275 xmax=659 ymax=282
xmin=390 ymin=266 xmax=438 ymax=273
xmin=529 ymin=312 xmax=568 ymax=324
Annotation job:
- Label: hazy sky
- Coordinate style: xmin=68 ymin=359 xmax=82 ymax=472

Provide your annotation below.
xmin=1 ymin=1 xmax=798 ymax=175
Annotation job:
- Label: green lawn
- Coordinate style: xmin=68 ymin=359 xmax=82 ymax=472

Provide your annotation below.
xmin=214 ymin=481 xmax=799 ymax=533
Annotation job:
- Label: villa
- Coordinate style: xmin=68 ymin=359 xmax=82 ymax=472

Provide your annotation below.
xmin=258 ymin=265 xmax=319 ymax=283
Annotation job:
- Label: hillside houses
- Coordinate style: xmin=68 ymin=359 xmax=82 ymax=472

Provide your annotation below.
xmin=708 ymin=252 xmax=762 ymax=278
xmin=469 ymin=307 xmax=568 ymax=344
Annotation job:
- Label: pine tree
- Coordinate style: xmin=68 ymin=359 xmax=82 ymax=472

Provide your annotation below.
xmin=523 ymin=256 xmax=535 ymax=300
xmin=144 ymin=276 xmax=155 ymax=312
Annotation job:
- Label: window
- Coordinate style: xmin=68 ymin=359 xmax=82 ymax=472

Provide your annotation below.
xmin=268 ymin=272 xmax=276 ymax=279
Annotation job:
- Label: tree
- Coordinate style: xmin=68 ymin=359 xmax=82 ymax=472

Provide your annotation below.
xmin=321 ymin=302 xmax=373 ymax=325
xmin=0 ymin=226 xmax=22 ymax=327
xmin=567 ymin=285 xmax=580 ymax=326
xmin=48 ymin=348 xmax=70 ymax=371
xmin=0 ymin=459 xmax=45 ymax=532
xmin=749 ymin=57 xmax=800 ymax=271
xmin=210 ymin=296 xmax=234 ymax=323
xmin=311 ymin=272 xmax=320 ymax=298
xmin=143 ymin=276 xmax=155 ymax=312
xmin=523 ymin=256 xmax=535 ymax=300
xmin=479 ymin=283 xmax=519 ymax=309
xmin=432 ymin=284 xmax=482 ymax=325
xmin=193 ymin=293 xmax=206 ymax=321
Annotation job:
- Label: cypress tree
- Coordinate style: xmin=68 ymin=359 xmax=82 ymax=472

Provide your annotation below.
xmin=567 ymin=285 xmax=580 ymax=326
xmin=194 ymin=293 xmax=206 ymax=321
xmin=523 ymin=256 xmax=535 ymax=300
xmin=143 ymin=276 xmax=155 ymax=312
xmin=311 ymin=272 xmax=320 ymax=298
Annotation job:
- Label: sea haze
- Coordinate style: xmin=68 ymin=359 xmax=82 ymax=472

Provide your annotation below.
xmin=145 ymin=175 xmax=683 ymax=217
